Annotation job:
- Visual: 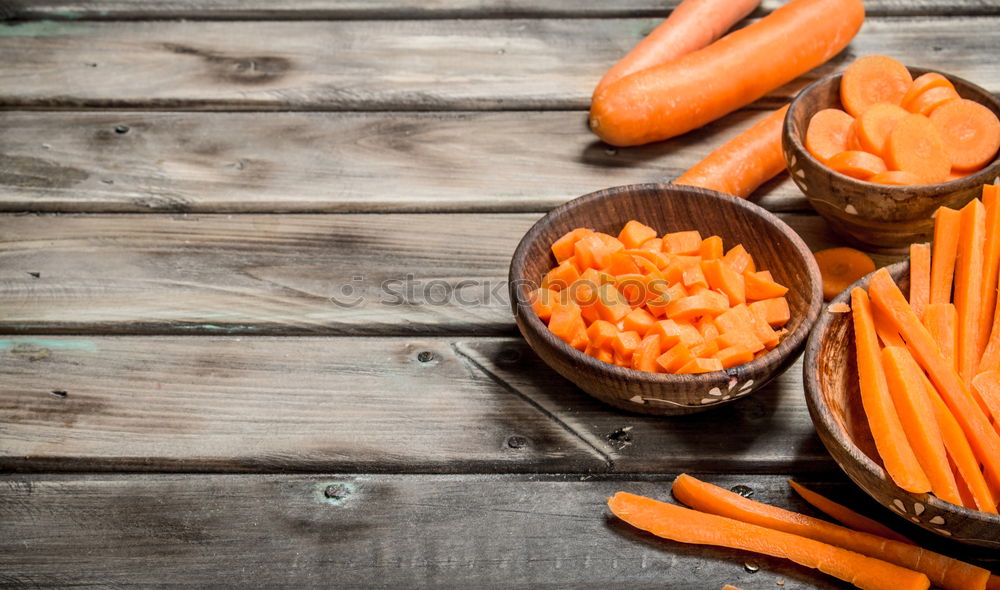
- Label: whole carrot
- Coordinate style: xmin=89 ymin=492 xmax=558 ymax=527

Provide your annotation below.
xmin=589 ymin=0 xmax=864 ymax=146
xmin=593 ymin=0 xmax=760 ymax=98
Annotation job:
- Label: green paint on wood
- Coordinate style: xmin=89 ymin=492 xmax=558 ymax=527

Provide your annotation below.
xmin=0 ymin=338 xmax=97 ymax=352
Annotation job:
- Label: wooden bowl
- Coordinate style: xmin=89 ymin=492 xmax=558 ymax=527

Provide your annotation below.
xmin=509 ymin=183 xmax=823 ymax=415
xmin=783 ymin=67 xmax=1000 ymax=254
xmin=804 ymin=261 xmax=1000 ymax=547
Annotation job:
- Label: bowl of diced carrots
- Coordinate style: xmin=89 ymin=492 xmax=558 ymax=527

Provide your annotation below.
xmin=509 ymin=183 xmax=823 ymax=415
xmin=804 ymin=188 xmax=1000 ymax=546
xmin=783 ymin=55 xmax=1000 ymax=253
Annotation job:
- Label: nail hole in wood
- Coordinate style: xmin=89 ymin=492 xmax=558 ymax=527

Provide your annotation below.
xmin=114 ymin=125 xmax=130 ymax=134
xmin=497 ymin=348 xmax=521 ymax=364
xmin=417 ymin=351 xmax=435 ymax=363
xmin=50 ymin=390 xmax=68 ymax=398
xmin=27 ymin=272 xmax=40 ymax=278
xmin=324 ymin=484 xmax=350 ymax=500
xmin=506 ymin=435 xmax=527 ymax=449
xmin=730 ymin=484 xmax=754 ymax=498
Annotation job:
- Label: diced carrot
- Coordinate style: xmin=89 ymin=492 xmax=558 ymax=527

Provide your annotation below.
xmin=885 ymin=114 xmax=951 ymax=184
xmin=656 ymin=342 xmax=695 ymax=373
xmin=615 ymin=273 xmax=656 ymax=306
xmin=908 ymin=243 xmax=931 ymax=320
xmin=549 ymin=300 xmax=589 ymax=351
xmin=717 ymin=329 xmax=765 ymax=354
xmin=663 ymin=230 xmax=703 ymax=255
xmin=744 ymin=270 xmax=788 ymax=301
xmin=827 ymin=150 xmax=888 ymax=181
xmin=840 ymin=55 xmax=913 ymax=117
xmin=922 ymin=303 xmax=958 ymax=370
xmin=867 ymin=170 xmax=923 ymax=185
xmin=682 ymin=263 xmax=709 ymax=291
xmin=702 ymin=259 xmax=746 ymax=306
xmin=906 ymin=85 xmax=960 ymax=116
xmin=603 ymin=250 xmax=642 ymax=276
xmin=700 ymin=235 xmax=724 ymax=260
xmin=618 ymin=220 xmax=658 ymax=249
xmin=787 ymin=480 xmax=914 ymax=545
xmin=805 ymin=108 xmax=856 ymax=163
xmin=574 ymin=233 xmax=625 ymax=271
xmin=722 ymin=244 xmax=755 ymax=274
xmin=593 ymin=346 xmax=614 ymax=364
xmin=813 ymin=247 xmax=875 ymax=301
xmin=748 ymin=297 xmax=790 ymax=328
xmin=551 ymin=228 xmax=593 ymax=262
xmin=900 ymin=72 xmax=954 ymax=112
xmin=632 ymin=334 xmax=662 ymax=373
xmin=639 ymin=237 xmax=664 ymax=252
xmin=665 ymin=291 xmax=729 ymax=321
xmin=978 ymin=186 xmax=1000 ymax=362
xmin=930 ymin=206 xmax=962 ymax=305
xmin=715 ymin=304 xmax=756 ymax=335
xmin=929 ymin=100 xmax=1000 ymax=171
xmin=715 ymin=345 xmax=755 ymax=369
xmin=689 ymin=338 xmax=720 ymax=358
xmin=647 ymin=319 xmax=684 ymax=351
xmin=696 ymin=316 xmax=720 ymax=341
xmin=594 ymin=283 xmax=632 ymax=323
xmin=748 ymin=302 xmax=782 ymax=348
xmin=856 ymin=102 xmax=909 ymax=156
xmin=664 ymin=255 xmax=702 ymax=283
xmin=587 ymin=320 xmax=620 ymax=351
xmin=627 ymin=248 xmax=672 ymax=271
xmin=622 ymin=307 xmax=656 ymax=336
xmin=541 ymin=259 xmax=581 ymax=291
xmin=678 ymin=357 xmax=723 ymax=374
xmin=612 ymin=330 xmax=642 ymax=361
xmin=529 ymin=287 xmax=561 ymax=322
xmin=645 ymin=294 xmax=671 ymax=318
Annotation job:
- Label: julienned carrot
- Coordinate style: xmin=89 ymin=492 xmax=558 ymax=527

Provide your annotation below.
xmin=806 ymin=108 xmax=856 ymax=163
xmin=930 ymin=207 xmax=961 ymax=305
xmin=954 ymin=199 xmax=987 ymax=386
xmin=607 ymin=490 xmax=930 ymax=590
xmin=971 ymin=371 xmax=1000 ymax=428
xmin=867 ymin=268 xmax=1000 ymax=492
xmin=929 ymin=99 xmax=1000 ymax=171
xmin=674 ymin=105 xmax=789 ymax=198
xmin=922 ymin=303 xmax=958 ymax=369
xmin=787 ymin=480 xmax=913 ymax=544
xmin=840 ymin=55 xmax=913 ymax=118
xmin=670 ymin=474 xmax=987 ymax=590
xmin=979 ymin=185 xmax=1000 ymax=361
xmin=885 ymin=113 xmax=951 ymax=184
xmin=589 ymin=0 xmax=865 ymax=146
xmin=909 ymin=243 xmax=930 ymax=320
xmin=593 ymin=0 xmax=760 ymax=97
xmin=851 ymin=287 xmax=930 ymax=493
xmin=871 ymin=303 xmax=904 ymax=347
xmin=982 ymin=306 xmax=1000 ymax=373
xmin=814 ymin=248 xmax=876 ymax=301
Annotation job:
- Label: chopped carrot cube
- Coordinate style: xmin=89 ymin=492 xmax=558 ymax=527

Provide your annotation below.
xmin=542 ymin=259 xmax=580 ymax=291
xmin=748 ymin=304 xmax=781 ymax=348
xmin=664 ymin=255 xmax=701 ymax=283
xmin=612 ymin=330 xmax=641 ymax=360
xmin=690 ymin=339 xmax=720 ymax=358
xmin=632 ymin=334 xmax=662 ymax=372
xmin=715 ymin=304 xmax=757 ymax=335
xmin=623 ymin=307 xmax=657 ymax=336
xmin=529 ymin=287 xmax=561 ymax=321
xmin=744 ymin=271 xmax=789 ymax=300
xmin=656 ymin=342 xmax=695 ymax=373
xmin=587 ymin=320 xmax=619 ymax=350
xmin=551 ymin=228 xmax=594 ymax=262
xmin=664 ymin=230 xmax=703 ymax=255
xmin=723 ymin=244 xmax=756 ymax=274
xmin=665 ymin=291 xmax=729 ymax=321
xmin=618 ymin=220 xmax=658 ymax=249
xmin=677 ymin=357 xmax=724 ymax=374
xmin=702 ymin=259 xmax=746 ymax=306
xmin=604 ymin=251 xmax=642 ymax=276
xmin=639 ymin=237 xmax=664 ymax=252
xmin=696 ymin=317 xmax=720 ymax=341
xmin=574 ymin=233 xmax=625 ymax=271
xmin=749 ymin=297 xmax=791 ymax=328
xmin=648 ymin=319 xmax=683 ymax=350
xmin=716 ymin=329 xmax=765 ymax=354
xmin=700 ymin=235 xmax=724 ymax=260
xmin=682 ymin=263 xmax=709 ymax=291
xmin=594 ymin=283 xmax=632 ymax=323
xmin=715 ymin=345 xmax=756 ymax=368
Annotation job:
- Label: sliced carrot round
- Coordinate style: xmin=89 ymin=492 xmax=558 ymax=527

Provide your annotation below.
xmin=867 ymin=170 xmax=923 ymax=185
xmin=805 ymin=108 xmax=856 ymax=163
xmin=826 ymin=150 xmax=888 ymax=181
xmin=885 ymin=113 xmax=951 ymax=184
xmin=900 ymin=72 xmax=954 ymax=111
xmin=906 ymin=85 xmax=960 ymax=116
xmin=813 ymin=247 xmax=876 ymax=301
xmin=856 ymin=102 xmax=909 ymax=156
xmin=929 ymin=98 xmax=1000 ymax=171
xmin=840 ymin=55 xmax=913 ymax=117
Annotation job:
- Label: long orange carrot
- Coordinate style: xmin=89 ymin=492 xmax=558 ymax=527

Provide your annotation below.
xmin=608 ymin=490 xmax=930 ymax=590
xmin=851 ymin=287 xmax=930 ymax=493
xmin=909 ymin=243 xmax=931 ymax=320
xmin=923 ymin=303 xmax=958 ymax=370
xmin=671 ymin=474 xmax=989 ymax=590
xmin=674 ymin=105 xmax=789 ymax=198
xmin=929 ymin=207 xmax=961 ymax=305
xmin=981 ymin=296 xmax=1000 ymax=372
xmin=589 ymin=0 xmax=865 ymax=146
xmin=978 ymin=185 xmax=1000 ymax=361
xmin=787 ymin=480 xmax=913 ymax=544
xmin=867 ymin=268 xmax=1000 ymax=492
xmin=954 ymin=199 xmax=987 ymax=386
xmin=593 ymin=0 xmax=760 ymax=98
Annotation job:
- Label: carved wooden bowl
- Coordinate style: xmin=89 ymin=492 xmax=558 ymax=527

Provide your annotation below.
xmin=804 ymin=261 xmax=1000 ymax=547
xmin=509 ymin=183 xmax=823 ymax=415
xmin=783 ymin=68 xmax=1000 ymax=254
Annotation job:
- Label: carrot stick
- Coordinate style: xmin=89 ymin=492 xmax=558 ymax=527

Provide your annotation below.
xmin=607 ymin=490 xmax=930 ymax=590
xmin=674 ymin=105 xmax=789 ymax=198
xmin=982 ymin=308 xmax=1000 ymax=373
xmin=971 ymin=370 xmax=1000 ymax=430
xmin=787 ymin=480 xmax=913 ymax=544
xmin=909 ymin=243 xmax=931 ymax=320
xmin=872 ymin=303 xmax=905 ymax=347
xmin=851 ymin=287 xmax=931 ymax=493
xmin=930 ymin=207 xmax=961 ymax=305
xmin=978 ymin=185 xmax=1000 ymax=361
xmin=952 ymin=457 xmax=978 ymax=509
xmin=867 ymin=268 xmax=1000 ymax=492
xmin=589 ymin=0 xmax=865 ymax=146
xmin=955 ymin=199 xmax=987 ymax=386
xmin=593 ymin=0 xmax=760 ymax=98
xmin=922 ymin=303 xmax=958 ymax=370
xmin=671 ymin=474 xmax=988 ymax=590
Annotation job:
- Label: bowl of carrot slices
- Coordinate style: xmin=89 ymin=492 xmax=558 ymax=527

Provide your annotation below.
xmin=804 ymin=187 xmax=1000 ymax=546
xmin=509 ymin=183 xmax=822 ymax=415
xmin=783 ymin=55 xmax=1000 ymax=253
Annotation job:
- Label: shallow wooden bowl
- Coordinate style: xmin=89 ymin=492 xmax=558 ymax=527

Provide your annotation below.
xmin=509 ymin=183 xmax=823 ymax=415
xmin=804 ymin=261 xmax=1000 ymax=547
xmin=783 ymin=67 xmax=1000 ymax=254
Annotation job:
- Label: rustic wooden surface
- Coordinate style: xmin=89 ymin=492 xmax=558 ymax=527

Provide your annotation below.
xmin=1 ymin=0 xmax=997 ymax=587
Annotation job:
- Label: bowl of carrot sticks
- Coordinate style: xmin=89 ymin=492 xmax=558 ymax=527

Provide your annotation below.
xmin=783 ymin=55 xmax=1000 ymax=253
xmin=804 ymin=187 xmax=1000 ymax=546
xmin=509 ymin=183 xmax=822 ymax=415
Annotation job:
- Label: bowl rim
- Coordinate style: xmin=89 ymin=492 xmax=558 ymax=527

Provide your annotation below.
xmin=803 ymin=260 xmax=1000 ymax=527
xmin=509 ymin=182 xmax=824 ymax=386
xmin=784 ymin=66 xmax=1000 ymax=190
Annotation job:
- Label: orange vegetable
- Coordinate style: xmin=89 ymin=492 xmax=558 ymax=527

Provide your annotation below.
xmin=671 ymin=474 xmax=985 ymax=590
xmin=787 ymin=480 xmax=913 ymax=545
xmin=664 ymin=230 xmax=703 ymax=255
xmin=744 ymin=270 xmax=788 ymax=301
xmin=840 ymin=55 xmax=912 ymax=118
xmin=622 ymin=307 xmax=656 ymax=336
xmin=900 ymin=72 xmax=954 ymax=112
xmin=632 ymin=334 xmax=662 ymax=372
xmin=722 ymin=244 xmax=755 ymax=274
xmin=867 ymin=170 xmax=922 ymax=185
xmin=929 ymin=99 xmax=1000 ymax=171
xmin=700 ymin=235 xmax=724 ymax=260
xmin=529 ymin=288 xmax=560 ymax=321
xmin=594 ymin=282 xmax=633 ymax=323
xmin=677 ymin=356 xmax=723 ymax=374
xmin=856 ymin=103 xmax=909 ymax=156
xmin=592 ymin=0 xmax=761 ymax=98
xmin=954 ymin=199 xmax=987 ymax=385
xmin=549 ymin=300 xmax=589 ymax=351
xmin=908 ymin=243 xmax=931 ymax=319
xmin=851 ymin=287 xmax=931 ymax=493
xmin=589 ymin=0 xmax=864 ymax=146
xmin=612 ymin=330 xmax=642 ymax=361
xmin=922 ymin=303 xmax=958 ymax=370
xmin=574 ymin=232 xmax=625 ymax=271
xmin=978 ymin=185 xmax=1000 ymax=361
xmin=929 ymin=206 xmax=961 ymax=305
xmin=542 ymin=259 xmax=580 ymax=291
xmin=702 ymin=259 xmax=746 ymax=306
xmin=550 ymin=228 xmax=593 ymax=262
xmin=885 ymin=113 xmax=951 ymax=184
xmin=722 ymin=586 xmax=744 ymax=590
xmin=586 ymin=320 xmax=619 ymax=350
xmin=871 ymin=303 xmax=905 ymax=347
xmin=826 ymin=150 xmax=887 ymax=181
xmin=814 ymin=247 xmax=876 ymax=301
xmin=715 ymin=345 xmax=755 ymax=369
xmin=805 ymin=108 xmax=856 ymax=163
xmin=749 ymin=297 xmax=790 ymax=328
xmin=674 ymin=105 xmax=790 ymax=198
xmin=971 ymin=370 xmax=1000 ymax=427
xmin=656 ymin=342 xmax=695 ymax=372
xmin=906 ymin=85 xmax=960 ymax=116
xmin=617 ymin=220 xmax=658 ymax=250
xmin=664 ymin=291 xmax=729 ymax=321
xmin=608 ymin=489 xmax=930 ymax=590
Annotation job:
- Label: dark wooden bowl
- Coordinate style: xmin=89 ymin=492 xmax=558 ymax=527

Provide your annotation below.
xmin=509 ymin=183 xmax=823 ymax=415
xmin=804 ymin=261 xmax=1000 ymax=547
xmin=783 ymin=67 xmax=1000 ymax=254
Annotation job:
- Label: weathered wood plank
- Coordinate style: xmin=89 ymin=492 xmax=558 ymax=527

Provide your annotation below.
xmin=0 ymin=110 xmax=808 ymax=213
xmin=0 ymin=18 xmax=997 ymax=110
xmin=1 ymin=474 xmax=995 ymax=589
xmin=0 ymin=212 xmax=889 ymax=335
xmin=0 ymin=336 xmax=833 ymax=473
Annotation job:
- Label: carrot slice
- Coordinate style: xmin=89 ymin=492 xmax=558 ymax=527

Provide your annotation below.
xmin=867 ymin=170 xmax=923 ymax=186
xmin=906 ymin=85 xmax=960 ymax=116
xmin=805 ymin=107 xmax=856 ymax=163
xmin=814 ymin=247 xmax=875 ymax=301
xmin=979 ymin=186 xmax=1000 ymax=361
xmin=885 ymin=114 xmax=951 ymax=184
xmin=608 ymin=490 xmax=931 ymax=590
xmin=851 ymin=287 xmax=931 ymax=493
xmin=929 ymin=206 xmax=961 ymax=305
xmin=670 ymin=474 xmax=985 ymax=590
xmin=856 ymin=102 xmax=909 ymax=156
xmin=922 ymin=303 xmax=958 ymax=370
xmin=787 ymin=480 xmax=913 ymax=545
xmin=900 ymin=72 xmax=954 ymax=112
xmin=840 ymin=55 xmax=913 ymax=118
xmin=954 ymin=199 xmax=987 ymax=386
xmin=617 ymin=220 xmax=658 ymax=250
xmin=929 ymin=99 xmax=1000 ymax=171
xmin=826 ymin=150 xmax=887 ymax=181
xmin=909 ymin=243 xmax=931 ymax=319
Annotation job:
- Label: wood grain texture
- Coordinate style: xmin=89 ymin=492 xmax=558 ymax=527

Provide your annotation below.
xmin=0 ymin=110 xmax=809 ymax=213
xmin=1 ymin=474 xmax=995 ymax=589
xmin=0 ymin=18 xmax=998 ymax=110
xmin=0 ymin=212 xmax=882 ymax=335
xmin=0 ymin=335 xmax=833 ymax=473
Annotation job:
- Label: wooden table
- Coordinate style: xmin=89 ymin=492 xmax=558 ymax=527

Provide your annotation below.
xmin=1 ymin=2 xmax=997 ymax=587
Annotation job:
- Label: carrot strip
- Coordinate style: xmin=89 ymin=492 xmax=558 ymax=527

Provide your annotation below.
xmin=929 ymin=207 xmax=962 ymax=305
xmin=674 ymin=105 xmax=789 ymax=198
xmin=840 ymin=55 xmax=912 ymax=117
xmin=971 ymin=370 xmax=1000 ymax=429
xmin=805 ymin=108 xmax=856 ymax=164
xmin=671 ymin=474 xmax=988 ymax=590
xmin=787 ymin=480 xmax=913 ymax=544
xmin=979 ymin=185 xmax=1000 ymax=361
xmin=954 ymin=199 xmax=987 ymax=386
xmin=868 ymin=268 xmax=1000 ymax=492
xmin=608 ymin=490 xmax=930 ymax=590
xmin=851 ymin=287 xmax=930 ymax=493
xmin=871 ymin=303 xmax=905 ymax=348
xmin=922 ymin=303 xmax=958 ymax=370
xmin=909 ymin=243 xmax=931 ymax=320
